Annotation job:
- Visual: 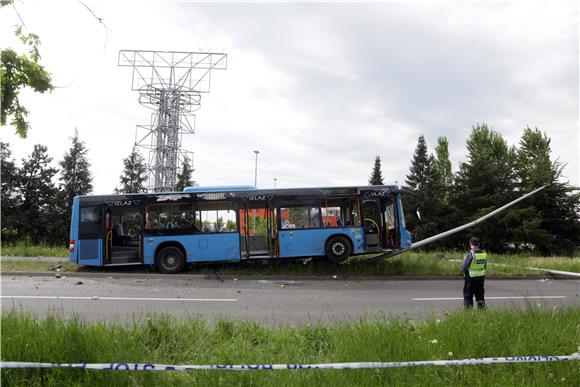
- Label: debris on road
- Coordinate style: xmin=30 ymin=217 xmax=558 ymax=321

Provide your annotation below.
xmin=76 ymin=281 xmax=83 ymax=286
xmin=55 ymin=273 xmax=61 ymax=279
xmin=214 ymin=271 xmax=224 ymax=283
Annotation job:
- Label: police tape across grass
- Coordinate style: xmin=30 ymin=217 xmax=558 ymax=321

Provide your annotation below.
xmin=1 ymin=307 xmax=579 ymax=386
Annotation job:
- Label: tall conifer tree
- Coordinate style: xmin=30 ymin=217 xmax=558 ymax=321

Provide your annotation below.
xmin=369 ymin=155 xmax=384 ymax=185
xmin=405 ymin=135 xmax=442 ymax=242
xmin=117 ymin=146 xmax=148 ymax=193
xmin=1 ymin=143 xmax=20 ymax=242
xmin=175 ymin=159 xmax=194 ymax=191
xmin=433 ymin=136 xmax=453 ymax=202
xmin=18 ymin=144 xmax=58 ymax=242
xmin=60 ymin=131 xmax=93 ymax=212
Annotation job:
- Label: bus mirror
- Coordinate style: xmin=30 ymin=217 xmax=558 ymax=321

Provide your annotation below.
xmin=413 ymin=203 xmax=422 ymax=221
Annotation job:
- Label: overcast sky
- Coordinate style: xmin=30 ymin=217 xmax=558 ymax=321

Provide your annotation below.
xmin=1 ymin=0 xmax=578 ymax=194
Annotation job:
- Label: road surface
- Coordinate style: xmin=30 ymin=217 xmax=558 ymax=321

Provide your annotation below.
xmin=1 ymin=274 xmax=578 ymax=324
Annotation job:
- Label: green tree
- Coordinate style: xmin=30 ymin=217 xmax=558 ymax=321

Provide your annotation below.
xmin=249 ymin=213 xmax=268 ymax=235
xmin=369 ymin=155 xmax=384 ymax=185
xmin=18 ymin=144 xmax=59 ymax=242
xmin=57 ymin=130 xmax=93 ymax=242
xmin=225 ymin=219 xmax=236 ymax=232
xmin=175 ymin=158 xmax=193 ymax=192
xmin=452 ymin=124 xmax=517 ymax=251
xmin=433 ymin=136 xmax=453 ymax=202
xmin=1 ymin=1 xmax=53 ymax=138
xmin=1 ymin=142 xmax=21 ymax=242
xmin=512 ymin=127 xmax=580 ymax=255
xmin=404 ymin=135 xmax=443 ymax=243
xmin=116 ymin=146 xmax=148 ymax=193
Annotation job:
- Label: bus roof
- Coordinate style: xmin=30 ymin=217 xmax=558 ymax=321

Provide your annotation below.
xmin=75 ymin=184 xmax=402 ymax=202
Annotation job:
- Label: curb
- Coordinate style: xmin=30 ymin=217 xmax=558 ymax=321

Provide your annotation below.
xmin=1 ymin=271 xmax=577 ymax=281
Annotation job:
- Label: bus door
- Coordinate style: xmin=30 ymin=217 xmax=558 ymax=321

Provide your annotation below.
xmin=106 ymin=205 xmax=142 ymax=265
xmin=241 ymin=200 xmax=277 ymax=258
xmin=363 ymin=197 xmax=399 ymax=251
xmin=381 ymin=197 xmax=398 ymax=249
xmin=362 ymin=199 xmax=382 ymax=249
xmin=74 ymin=204 xmax=105 ymax=266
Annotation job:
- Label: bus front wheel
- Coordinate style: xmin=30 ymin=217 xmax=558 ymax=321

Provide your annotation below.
xmin=325 ymin=236 xmax=351 ymax=264
xmin=156 ymin=246 xmax=186 ymax=274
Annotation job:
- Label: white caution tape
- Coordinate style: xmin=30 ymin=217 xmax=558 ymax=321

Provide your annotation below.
xmin=1 ymin=354 xmax=579 ymax=371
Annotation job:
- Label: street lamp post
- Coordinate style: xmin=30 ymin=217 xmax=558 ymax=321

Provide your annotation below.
xmin=253 ymin=150 xmax=260 ymax=187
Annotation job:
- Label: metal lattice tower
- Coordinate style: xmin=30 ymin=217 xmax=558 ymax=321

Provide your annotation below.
xmin=118 ymin=50 xmax=227 ymax=192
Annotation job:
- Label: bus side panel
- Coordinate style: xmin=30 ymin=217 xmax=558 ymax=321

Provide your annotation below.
xmin=143 ymin=234 xmax=241 ymax=264
xmin=77 ymin=239 xmax=103 ymax=266
xmin=69 ymin=196 xmax=80 ymax=264
xmin=278 ymin=227 xmax=364 ymax=258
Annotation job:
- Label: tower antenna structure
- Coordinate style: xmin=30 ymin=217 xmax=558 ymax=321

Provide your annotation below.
xmin=119 ymin=50 xmax=227 ymax=192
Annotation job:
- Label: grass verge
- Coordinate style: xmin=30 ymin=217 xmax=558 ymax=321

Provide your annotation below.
xmin=0 ymin=260 xmax=74 ymax=272
xmin=1 ymin=242 xmax=69 ymax=258
xmin=1 ymin=250 xmax=578 ymax=276
xmin=1 ymin=307 xmax=579 ymax=386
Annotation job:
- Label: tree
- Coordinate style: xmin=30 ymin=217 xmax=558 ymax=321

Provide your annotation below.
xmin=512 ymin=127 xmax=580 ymax=255
xmin=18 ymin=144 xmax=59 ymax=242
xmin=1 ymin=142 xmax=20 ymax=242
xmin=60 ymin=130 xmax=93 ymax=206
xmin=369 ymin=155 xmax=384 ymax=185
xmin=1 ymin=1 xmax=53 ymax=138
xmin=175 ymin=158 xmax=193 ymax=192
xmin=116 ymin=146 xmax=148 ymax=193
xmin=433 ymin=136 xmax=453 ymax=202
xmin=225 ymin=219 xmax=236 ymax=232
xmin=405 ymin=136 xmax=430 ymax=192
xmin=404 ymin=135 xmax=443 ymax=243
xmin=57 ymin=130 xmax=93 ymax=242
xmin=452 ymin=124 xmax=517 ymax=251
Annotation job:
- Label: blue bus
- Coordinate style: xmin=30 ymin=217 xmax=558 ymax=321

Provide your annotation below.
xmin=69 ymin=185 xmax=412 ymax=273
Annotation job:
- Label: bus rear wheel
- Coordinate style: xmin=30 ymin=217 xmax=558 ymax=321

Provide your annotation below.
xmin=325 ymin=236 xmax=351 ymax=264
xmin=156 ymin=246 xmax=186 ymax=274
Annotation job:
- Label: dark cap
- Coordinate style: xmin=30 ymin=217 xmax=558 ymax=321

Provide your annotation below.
xmin=469 ymin=237 xmax=480 ymax=246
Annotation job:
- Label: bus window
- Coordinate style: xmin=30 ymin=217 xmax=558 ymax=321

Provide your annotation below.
xmin=280 ymin=207 xmax=320 ymax=229
xmin=321 ymin=198 xmax=358 ymax=228
xmin=79 ymin=206 xmax=102 ymax=238
xmin=145 ymin=203 xmax=194 ymax=232
xmin=194 ymin=202 xmax=237 ymax=233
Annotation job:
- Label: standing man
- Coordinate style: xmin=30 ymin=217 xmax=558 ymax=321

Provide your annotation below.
xmin=460 ymin=237 xmax=487 ymax=309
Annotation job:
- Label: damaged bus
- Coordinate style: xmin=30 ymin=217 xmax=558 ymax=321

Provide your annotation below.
xmin=69 ymin=185 xmax=411 ymax=273
xmin=69 ymin=184 xmax=545 ymax=273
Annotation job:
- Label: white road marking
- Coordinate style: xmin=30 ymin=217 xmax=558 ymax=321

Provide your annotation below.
xmin=412 ymin=296 xmax=568 ymax=301
xmin=1 ymin=296 xmax=237 ymax=302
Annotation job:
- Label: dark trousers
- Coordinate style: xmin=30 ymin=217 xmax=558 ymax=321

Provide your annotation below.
xmin=463 ymin=277 xmax=485 ymax=309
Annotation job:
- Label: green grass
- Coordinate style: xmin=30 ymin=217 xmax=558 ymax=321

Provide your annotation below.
xmin=1 ymin=242 xmax=69 ymax=258
xmin=0 ymin=260 xmax=74 ymax=272
xmin=1 ymin=251 xmax=578 ymax=276
xmin=1 ymin=307 xmax=578 ymax=386
xmin=185 ymin=251 xmax=578 ymax=277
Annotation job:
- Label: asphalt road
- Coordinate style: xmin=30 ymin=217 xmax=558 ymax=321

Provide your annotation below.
xmin=1 ymin=275 xmax=578 ymax=325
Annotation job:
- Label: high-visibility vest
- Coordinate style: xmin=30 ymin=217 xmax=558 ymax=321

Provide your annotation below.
xmin=469 ymin=250 xmax=487 ymax=277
